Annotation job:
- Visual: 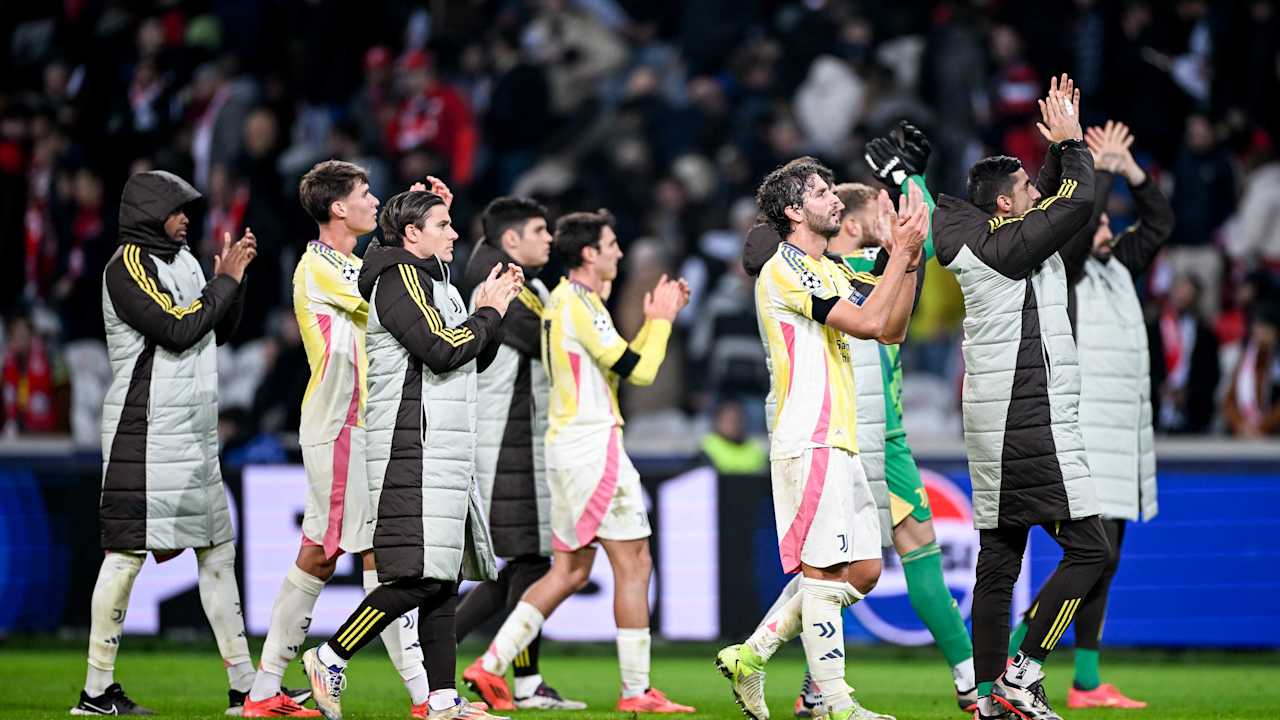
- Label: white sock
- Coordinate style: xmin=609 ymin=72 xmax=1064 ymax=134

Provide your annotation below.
xmin=1004 ymin=651 xmax=1043 ymax=688
xmin=195 ymin=542 xmax=252 ymax=687
xmin=318 ymin=642 xmax=347 ymax=670
xmin=428 ymin=689 xmax=460 ymax=711
xmin=799 ymin=578 xmax=863 ymax=713
xmin=481 ymin=601 xmax=544 ymax=675
xmin=746 ymin=579 xmax=803 ymax=662
xmin=85 ymin=552 xmax=144 ymax=696
xmin=250 ymin=565 xmax=326 ymax=701
xmin=953 ymin=657 xmax=976 ymax=691
xmin=616 ymin=627 xmax=651 ymax=699
xmin=363 ymin=569 xmax=427 ymax=704
xmin=227 ymin=661 xmax=255 ymax=694
xmin=978 ymin=695 xmax=998 ymax=715
xmin=514 ymin=673 xmax=543 ymax=699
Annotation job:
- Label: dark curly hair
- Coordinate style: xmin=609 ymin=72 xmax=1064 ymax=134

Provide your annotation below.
xmin=755 ymin=156 xmax=836 ymax=240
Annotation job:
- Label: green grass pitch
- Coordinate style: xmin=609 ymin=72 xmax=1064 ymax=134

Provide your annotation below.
xmin=5 ymin=642 xmax=1278 ymax=719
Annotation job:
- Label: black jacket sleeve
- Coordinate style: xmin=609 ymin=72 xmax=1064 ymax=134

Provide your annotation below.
xmin=871 ymin=246 xmax=926 ymax=311
xmin=215 ymin=275 xmax=247 ymax=346
xmin=1062 ymin=170 xmax=1113 ymax=286
xmin=1111 ymin=176 xmax=1175 ymax=278
xmin=1034 ymin=143 xmax=1064 ymax=198
xmin=374 ymin=264 xmax=503 ymax=375
xmin=104 ymin=245 xmax=243 ymax=353
xmin=969 ymin=140 xmax=1096 ymax=280
xmin=500 ymin=289 xmax=543 ymax=358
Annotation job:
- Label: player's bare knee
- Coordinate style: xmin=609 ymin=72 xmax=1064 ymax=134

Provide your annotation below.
xmin=847 ymin=558 xmax=882 ymax=595
xmin=295 ymin=549 xmax=337 ymax=581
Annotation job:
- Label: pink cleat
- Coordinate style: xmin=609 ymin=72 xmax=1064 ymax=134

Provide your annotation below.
xmin=616 ymin=689 xmax=695 ymax=713
xmin=1068 ymin=683 xmax=1147 ymax=709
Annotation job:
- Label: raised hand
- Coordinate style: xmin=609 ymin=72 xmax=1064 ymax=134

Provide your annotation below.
xmin=214 ymin=228 xmax=258 ymax=283
xmin=1036 ymin=73 xmax=1083 ymax=144
xmin=892 ymin=182 xmax=929 ymax=265
xmin=1086 ymin=120 xmax=1144 ymax=184
xmin=426 ymin=176 xmax=453 ymax=208
xmin=875 ymin=189 xmax=898 ymax=255
xmin=643 ymin=273 xmax=687 ymax=322
xmin=893 ymin=121 xmax=932 ymax=175
xmin=474 ymin=262 xmax=522 ymax=316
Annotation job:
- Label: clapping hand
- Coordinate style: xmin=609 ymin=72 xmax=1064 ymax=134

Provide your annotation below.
xmin=1036 ymin=73 xmax=1083 ymax=144
xmin=213 ymin=227 xmax=258 ymax=283
xmin=643 ymin=274 xmax=690 ymax=322
xmin=474 ymin=262 xmax=524 ymax=316
xmin=1086 ymin=120 xmax=1145 ymax=184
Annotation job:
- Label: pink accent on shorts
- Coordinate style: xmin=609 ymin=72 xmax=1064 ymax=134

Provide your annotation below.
xmin=778 ymin=446 xmax=831 ymax=574
xmin=560 ymin=427 xmax=622 ymax=550
xmin=766 ymin=620 xmax=779 ymax=633
xmin=321 ymin=425 xmax=353 ymax=558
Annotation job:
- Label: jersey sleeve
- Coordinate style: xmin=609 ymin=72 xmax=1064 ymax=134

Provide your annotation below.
xmin=901 ymin=174 xmax=937 ymax=262
xmin=764 ymin=254 xmax=841 ymax=324
xmin=308 ymin=256 xmax=367 ymax=318
xmin=566 ymin=292 xmax=630 ymax=368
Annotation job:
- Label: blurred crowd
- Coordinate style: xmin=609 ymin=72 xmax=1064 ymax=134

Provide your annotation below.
xmin=2 ymin=0 xmax=1280 ymax=453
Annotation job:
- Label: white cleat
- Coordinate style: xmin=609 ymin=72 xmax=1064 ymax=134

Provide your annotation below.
xmin=301 ymin=647 xmax=346 ymax=720
xmin=513 ymin=683 xmax=588 ymax=710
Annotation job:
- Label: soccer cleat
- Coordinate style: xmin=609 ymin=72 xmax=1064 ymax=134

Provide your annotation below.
xmin=846 ymin=697 xmax=896 ymax=720
xmin=427 ymin=698 xmax=509 ymax=720
xmin=715 ymin=644 xmax=769 ymax=720
xmin=514 ymin=682 xmax=588 ymax=710
xmin=992 ymin=676 xmax=1061 ymax=720
xmin=971 ymin=707 xmax=1012 ymax=720
xmin=1067 ymin=683 xmax=1147 ymax=709
xmin=230 ymin=687 xmax=314 ymax=716
xmin=956 ymin=687 xmax=978 ymax=713
xmin=616 ymin=688 xmax=696 ymax=713
xmin=302 ymin=648 xmax=346 ymax=720
xmin=462 ymin=658 xmax=515 ymax=711
xmin=71 ymin=683 xmax=155 ymax=715
xmin=794 ymin=672 xmax=823 ymax=718
xmin=241 ymin=692 xmax=321 ymax=717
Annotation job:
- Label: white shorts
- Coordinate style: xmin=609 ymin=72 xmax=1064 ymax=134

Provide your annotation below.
xmin=548 ymin=427 xmax=650 ymax=552
xmin=301 ymin=425 xmax=372 ymax=558
xmin=772 ymin=447 xmax=881 ymax=573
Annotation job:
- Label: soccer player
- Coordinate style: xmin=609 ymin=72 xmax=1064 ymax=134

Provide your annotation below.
xmin=243 ymin=161 xmax=428 ymax=717
xmin=301 ymin=188 xmax=522 ymax=720
xmin=716 ymin=157 xmax=927 ymax=720
xmin=1005 ymin=121 xmax=1171 ymax=710
xmin=462 ymin=210 xmax=695 ymax=714
xmin=932 ymin=74 xmax=1110 ymax=720
xmin=455 ymin=198 xmax=585 ymax=710
xmin=75 ymin=170 xmax=255 ymax=715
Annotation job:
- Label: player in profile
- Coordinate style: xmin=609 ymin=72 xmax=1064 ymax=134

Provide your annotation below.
xmin=301 ymin=187 xmax=522 ymax=720
xmin=716 ymin=157 xmax=927 ymax=720
xmin=76 ymin=170 xmax=255 ymax=716
xmin=932 ymin=75 xmax=1110 ymax=720
xmin=455 ymin=197 xmax=585 ymax=710
xmin=242 ymin=161 xmax=432 ymax=717
xmin=461 ymin=210 xmax=695 ymax=714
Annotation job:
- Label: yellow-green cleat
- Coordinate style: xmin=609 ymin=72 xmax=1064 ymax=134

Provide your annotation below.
xmin=715 ymin=644 xmax=770 ymax=720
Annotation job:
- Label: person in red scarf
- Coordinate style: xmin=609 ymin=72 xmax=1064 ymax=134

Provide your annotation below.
xmin=1224 ymin=299 xmax=1280 ymax=437
xmin=1147 ymin=274 xmax=1221 ymax=433
xmin=2 ymin=313 xmax=60 ymax=434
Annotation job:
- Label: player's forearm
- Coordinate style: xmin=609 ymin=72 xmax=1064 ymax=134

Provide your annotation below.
xmin=622 ymin=318 xmax=672 ymax=386
xmin=826 ymin=252 xmax=911 ymax=339
xmin=879 ymin=269 xmax=917 ymax=345
xmin=901 ymin=175 xmax=937 ymax=262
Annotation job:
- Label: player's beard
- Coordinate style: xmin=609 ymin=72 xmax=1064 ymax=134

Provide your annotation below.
xmin=803 ymin=207 xmax=840 ymax=239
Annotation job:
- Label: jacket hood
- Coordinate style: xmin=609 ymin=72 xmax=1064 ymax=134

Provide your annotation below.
xmin=460 ymin=241 xmax=535 ymax=304
xmin=933 ymin=194 xmax=993 ymax=246
xmin=119 ymin=171 xmax=202 ymax=255
xmin=742 ymin=224 xmax=784 ymax=277
xmin=357 ymin=241 xmax=448 ymax=300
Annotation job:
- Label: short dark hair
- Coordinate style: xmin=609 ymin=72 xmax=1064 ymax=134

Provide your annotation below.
xmin=967 ymin=156 xmax=1023 ymax=213
xmin=756 ymin=156 xmax=836 ymax=239
xmin=481 ymin=197 xmax=548 ymax=247
xmin=554 ymin=209 xmax=615 ymax=269
xmin=378 ymin=190 xmax=446 ymax=247
xmin=299 ymin=160 xmax=369 ymax=224
xmin=834 ymin=182 xmax=878 ymax=219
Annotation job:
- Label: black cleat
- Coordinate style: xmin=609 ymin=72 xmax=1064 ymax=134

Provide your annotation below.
xmin=227 ymin=686 xmax=314 ymax=716
xmin=71 ymin=683 xmax=155 ymax=716
xmin=992 ymin=677 xmax=1062 ymax=720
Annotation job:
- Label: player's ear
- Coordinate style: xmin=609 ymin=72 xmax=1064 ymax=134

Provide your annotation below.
xmin=330 ymin=199 xmax=347 ymax=220
xmin=996 ymin=193 xmax=1011 ymax=214
xmin=783 ymin=203 xmax=804 ymax=225
xmin=501 ymin=227 xmax=520 ymax=252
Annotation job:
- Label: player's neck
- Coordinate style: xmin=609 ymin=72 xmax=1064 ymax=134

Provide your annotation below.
xmin=568 ymin=267 xmax=603 ymax=295
xmin=317 ymin=225 xmax=358 ymax=257
xmin=787 ymin=227 xmax=829 ymax=259
xmin=826 ymin=231 xmax=859 ymax=257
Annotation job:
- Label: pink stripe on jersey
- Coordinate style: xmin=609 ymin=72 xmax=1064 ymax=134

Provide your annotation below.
xmin=569 ymin=351 xmax=582 ymax=407
xmin=573 ymin=427 xmax=622 ymax=548
xmin=778 ymin=446 xmax=831 ymax=574
xmin=323 ymin=424 xmax=353 ymax=559
xmin=343 ymin=333 xmax=361 ymax=425
xmin=810 ymin=353 xmax=831 ymax=444
xmin=780 ymin=321 xmax=796 ymax=398
xmin=316 ymin=313 xmax=333 ymax=380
